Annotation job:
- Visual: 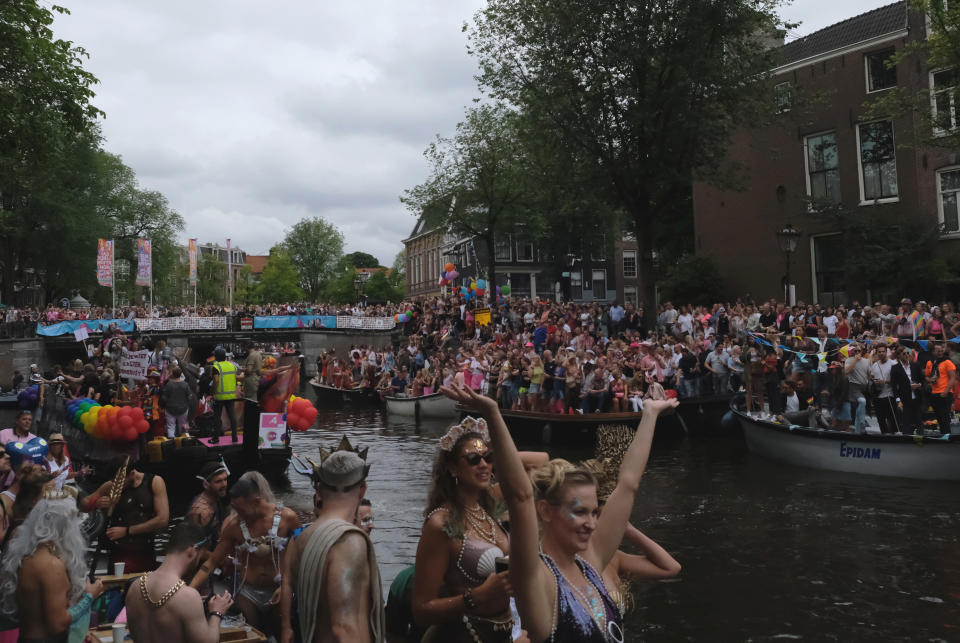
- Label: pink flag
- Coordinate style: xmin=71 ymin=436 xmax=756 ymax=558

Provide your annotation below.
xmin=96 ymin=239 xmax=114 ymax=287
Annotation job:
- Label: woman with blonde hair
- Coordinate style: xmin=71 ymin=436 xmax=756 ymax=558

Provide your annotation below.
xmin=441 ymin=383 xmax=677 ymax=642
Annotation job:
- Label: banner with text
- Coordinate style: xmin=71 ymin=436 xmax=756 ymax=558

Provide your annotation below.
xmin=36 ymin=319 xmax=134 ymax=337
xmin=96 ymin=239 xmax=114 ymax=287
xmin=188 ymin=239 xmax=198 ymax=286
xmin=134 ymin=317 xmax=227 ymax=331
xmin=119 ymin=349 xmax=151 ymax=381
xmin=335 ymin=316 xmax=397 ymax=330
xmin=135 ymin=239 xmax=152 ymax=287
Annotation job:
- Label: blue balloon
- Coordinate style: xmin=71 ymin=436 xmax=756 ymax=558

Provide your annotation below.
xmin=476 ymin=279 xmax=486 ymax=289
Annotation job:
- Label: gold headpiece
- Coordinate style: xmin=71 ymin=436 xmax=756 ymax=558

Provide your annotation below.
xmin=439 ymin=416 xmax=490 ymax=452
xmin=311 ymin=436 xmax=370 ymax=492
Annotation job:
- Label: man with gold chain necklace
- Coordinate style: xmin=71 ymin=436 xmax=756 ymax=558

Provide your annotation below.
xmin=126 ymin=522 xmax=233 ymax=643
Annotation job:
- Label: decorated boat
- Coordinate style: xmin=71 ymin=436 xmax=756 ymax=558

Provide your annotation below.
xmin=385 ymin=392 xmax=458 ymax=419
xmin=732 ymin=400 xmax=960 ymax=480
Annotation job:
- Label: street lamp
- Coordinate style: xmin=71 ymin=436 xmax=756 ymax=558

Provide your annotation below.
xmin=776 ymin=223 xmax=801 ymax=305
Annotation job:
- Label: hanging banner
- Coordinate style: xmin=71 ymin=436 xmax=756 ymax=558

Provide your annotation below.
xmin=96 ymin=239 xmax=114 ymax=287
xmin=188 ymin=239 xmax=198 ymax=286
xmin=226 ymin=238 xmax=233 ymax=287
xmin=135 ymin=239 xmax=152 ymax=287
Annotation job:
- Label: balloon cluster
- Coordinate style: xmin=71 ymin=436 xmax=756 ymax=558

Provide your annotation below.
xmin=394 ymin=309 xmax=416 ymax=324
xmin=438 ymin=262 xmax=460 ymax=286
xmin=286 ymin=395 xmax=318 ymax=432
xmin=17 ymin=386 xmax=39 ymax=410
xmin=67 ymin=398 xmax=149 ymax=442
xmin=459 ymin=277 xmax=489 ymax=301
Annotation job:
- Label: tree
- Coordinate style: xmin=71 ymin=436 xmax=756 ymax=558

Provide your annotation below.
xmin=0 ymin=1 xmax=104 ymax=304
xmin=468 ymin=0 xmax=788 ymax=320
xmin=257 ymin=246 xmax=304 ymax=302
xmin=341 ymin=251 xmax=381 ymax=269
xmin=865 ymin=2 xmax=960 ymax=149
xmin=198 ymin=253 xmax=227 ymax=305
xmin=658 ymin=254 xmax=725 ymax=305
xmin=282 ymin=216 xmax=344 ymax=299
xmin=402 ymin=104 xmax=538 ymax=290
xmin=324 ymin=266 xmax=359 ymax=305
xmin=364 ymin=269 xmax=403 ymax=304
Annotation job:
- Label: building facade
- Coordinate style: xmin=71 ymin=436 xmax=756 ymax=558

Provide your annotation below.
xmin=693 ymin=2 xmax=960 ymax=304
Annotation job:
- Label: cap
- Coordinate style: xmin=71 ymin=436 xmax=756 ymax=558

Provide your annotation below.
xmin=147 ymin=367 xmax=161 ymax=377
xmin=6 ymin=437 xmax=48 ymax=469
xmin=47 ymin=433 xmax=66 ymax=445
xmin=197 ymin=460 xmax=229 ymax=482
xmin=900 ymin=298 xmax=912 ymax=305
xmin=313 ymin=436 xmax=370 ymax=492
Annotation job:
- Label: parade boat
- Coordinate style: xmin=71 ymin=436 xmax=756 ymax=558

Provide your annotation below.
xmin=384 ymin=392 xmax=458 ymax=419
xmin=458 ymin=407 xmax=650 ymax=445
xmin=672 ymin=393 xmax=737 ymax=435
xmin=731 ymin=400 xmax=960 ymax=481
xmin=309 ymin=377 xmax=380 ymax=407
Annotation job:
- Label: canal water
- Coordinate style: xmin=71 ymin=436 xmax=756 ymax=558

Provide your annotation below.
xmin=5 ymin=388 xmax=960 ymax=641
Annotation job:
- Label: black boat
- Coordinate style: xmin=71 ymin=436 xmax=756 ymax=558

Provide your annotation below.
xmin=670 ymin=393 xmax=737 ymax=435
xmin=309 ymin=378 xmax=381 ymax=407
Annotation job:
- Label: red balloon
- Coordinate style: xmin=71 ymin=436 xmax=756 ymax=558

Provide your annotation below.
xmin=286 ymin=413 xmax=300 ymax=428
xmin=119 ymin=415 xmax=133 ymax=430
xmin=123 ymin=428 xmax=138 ymax=442
xmin=136 ymin=420 xmax=150 ymax=434
xmin=305 ymin=407 xmax=318 ymax=422
xmin=131 ymin=407 xmax=145 ymax=421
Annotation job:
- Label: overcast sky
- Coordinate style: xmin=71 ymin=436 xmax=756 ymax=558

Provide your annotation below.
xmin=51 ymin=0 xmax=895 ymax=264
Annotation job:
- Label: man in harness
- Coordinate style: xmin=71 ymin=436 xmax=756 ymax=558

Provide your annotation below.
xmin=211 ymin=347 xmax=242 ymax=443
xmin=186 ymin=461 xmax=230 ymax=554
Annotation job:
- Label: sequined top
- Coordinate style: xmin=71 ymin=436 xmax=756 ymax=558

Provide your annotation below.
xmin=541 ymin=554 xmax=622 ymax=643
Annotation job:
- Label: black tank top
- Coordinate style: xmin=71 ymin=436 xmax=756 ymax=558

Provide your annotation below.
xmin=112 ymin=472 xmax=156 ymax=549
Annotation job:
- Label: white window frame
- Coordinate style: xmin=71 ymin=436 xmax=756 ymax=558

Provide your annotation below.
xmin=516 ymin=239 xmax=534 ymax=262
xmin=865 ymin=48 xmax=897 ymax=94
xmin=803 ymin=130 xmax=841 ymax=206
xmin=494 ymin=236 xmax=512 ymax=262
xmin=592 ymin=269 xmax=607 ymax=296
xmin=623 ymin=285 xmax=638 ymax=306
xmin=936 ymin=165 xmax=960 ymax=237
xmin=930 ymin=67 xmax=959 ymax=137
xmin=622 ymin=250 xmax=637 ymax=278
xmin=775 ymin=82 xmax=791 ymax=113
xmin=855 ymin=120 xmax=900 ymax=205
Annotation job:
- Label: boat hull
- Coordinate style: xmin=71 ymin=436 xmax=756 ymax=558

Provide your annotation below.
xmin=736 ymin=408 xmax=960 ymax=480
xmin=309 ymin=379 xmax=380 ymax=407
xmin=385 ymin=393 xmax=457 ymax=419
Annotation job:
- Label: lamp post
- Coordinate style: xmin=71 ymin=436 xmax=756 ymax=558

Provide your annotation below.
xmin=776 ymin=223 xmax=801 ymax=305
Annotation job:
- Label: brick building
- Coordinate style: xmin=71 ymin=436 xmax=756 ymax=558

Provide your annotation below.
xmin=694 ymin=2 xmax=960 ymax=305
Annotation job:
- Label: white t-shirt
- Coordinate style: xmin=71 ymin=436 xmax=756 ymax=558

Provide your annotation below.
xmin=678 ymin=313 xmax=694 ymax=334
xmin=822 ymin=315 xmax=838 ymax=335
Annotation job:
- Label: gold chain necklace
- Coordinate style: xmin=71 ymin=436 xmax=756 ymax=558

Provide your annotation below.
xmin=463 ymin=505 xmax=498 ymax=545
xmin=138 ymin=573 xmax=184 ymax=609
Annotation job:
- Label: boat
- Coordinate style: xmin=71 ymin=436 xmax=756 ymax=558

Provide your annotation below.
xmin=460 ymin=407 xmax=648 ymax=445
xmin=672 ymin=393 xmax=737 ymax=435
xmin=385 ymin=392 xmax=458 ymax=419
xmin=0 ymin=390 xmax=19 ymax=408
xmin=309 ymin=378 xmax=380 ymax=406
xmin=732 ymin=400 xmax=960 ymax=480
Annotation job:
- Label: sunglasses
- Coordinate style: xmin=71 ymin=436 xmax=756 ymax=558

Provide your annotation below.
xmin=359 ymin=516 xmax=374 ymax=527
xmin=461 ymin=452 xmax=494 ymax=466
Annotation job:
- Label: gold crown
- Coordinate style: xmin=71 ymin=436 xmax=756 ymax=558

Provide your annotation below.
xmin=318 ymin=435 xmax=369 ymax=464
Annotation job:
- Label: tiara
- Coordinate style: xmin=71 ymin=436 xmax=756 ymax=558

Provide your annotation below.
xmin=42 ymin=487 xmax=77 ymax=501
xmin=439 ymin=416 xmax=490 ymax=452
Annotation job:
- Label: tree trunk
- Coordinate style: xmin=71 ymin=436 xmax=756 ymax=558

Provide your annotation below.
xmin=485 ymin=234 xmax=497 ymax=306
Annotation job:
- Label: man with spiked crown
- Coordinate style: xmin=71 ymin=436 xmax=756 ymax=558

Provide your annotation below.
xmin=280 ymin=436 xmax=384 ymax=643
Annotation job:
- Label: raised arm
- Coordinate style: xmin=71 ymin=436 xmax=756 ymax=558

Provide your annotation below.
xmin=591 ymin=398 xmax=677 ymax=571
xmin=439 ymin=384 xmax=552 ymax=641
xmin=617 ymin=522 xmax=681 ymax=580
xmin=190 ymin=518 xmax=236 ymax=590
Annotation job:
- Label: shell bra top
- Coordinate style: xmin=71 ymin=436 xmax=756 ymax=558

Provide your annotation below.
xmin=541 ymin=553 xmax=623 ymax=643
xmin=449 ymin=535 xmax=506 ymax=589
xmin=239 ymin=504 xmax=286 ymax=556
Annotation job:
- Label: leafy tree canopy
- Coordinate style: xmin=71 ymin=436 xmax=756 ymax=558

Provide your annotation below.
xmin=258 ymin=246 xmax=304 ymax=303
xmin=282 ymin=216 xmax=344 ymax=299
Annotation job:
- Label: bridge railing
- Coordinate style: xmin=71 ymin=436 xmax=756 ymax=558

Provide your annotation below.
xmin=21 ymin=315 xmax=397 ymax=337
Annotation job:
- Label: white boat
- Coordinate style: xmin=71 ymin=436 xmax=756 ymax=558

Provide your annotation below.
xmin=733 ymin=404 xmax=960 ymax=481
xmin=384 ymin=392 xmax=457 ymax=419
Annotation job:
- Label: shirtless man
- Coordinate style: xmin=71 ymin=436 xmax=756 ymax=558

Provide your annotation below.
xmin=0 ymin=493 xmax=105 ymax=642
xmin=281 ymin=436 xmax=384 ymax=643
xmin=185 ymin=461 xmax=230 ymax=554
xmin=189 ymin=471 xmax=299 ymax=636
xmin=126 ymin=522 xmax=234 ymax=643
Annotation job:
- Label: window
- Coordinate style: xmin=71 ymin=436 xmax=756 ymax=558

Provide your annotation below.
xmin=865 ymin=49 xmax=897 ymax=92
xmin=494 ymin=236 xmax=512 ymax=262
xmin=805 ymin=132 xmax=840 ymax=204
xmin=857 ymin=121 xmax=898 ymax=202
xmin=516 ymin=240 xmax=534 ymax=262
xmin=623 ymin=286 xmax=638 ymax=306
xmin=775 ymin=82 xmax=792 ymax=112
xmin=931 ymin=69 xmax=959 ymax=134
xmin=592 ymin=269 xmax=607 ymax=297
xmin=570 ymin=271 xmax=583 ymax=300
xmin=622 ymin=250 xmax=637 ymax=278
xmin=937 ymin=167 xmax=960 ymax=234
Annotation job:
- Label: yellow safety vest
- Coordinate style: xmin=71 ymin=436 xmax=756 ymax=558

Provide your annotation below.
xmin=213 ymin=361 xmax=238 ymax=400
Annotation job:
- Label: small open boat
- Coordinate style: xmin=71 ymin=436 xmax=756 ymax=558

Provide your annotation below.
xmin=732 ymin=400 xmax=960 ymax=480
xmin=385 ymin=392 xmax=458 ymax=419
xmin=461 ymin=407 xmax=645 ymax=445
xmin=309 ymin=378 xmax=380 ymax=407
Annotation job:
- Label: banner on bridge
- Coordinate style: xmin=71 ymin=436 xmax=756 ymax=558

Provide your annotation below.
xmin=134 ymin=317 xmax=227 ymax=331
xmin=36 ymin=319 xmax=134 ymax=337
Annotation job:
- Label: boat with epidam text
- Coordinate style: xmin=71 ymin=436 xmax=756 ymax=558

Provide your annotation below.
xmin=732 ymin=400 xmax=960 ymax=481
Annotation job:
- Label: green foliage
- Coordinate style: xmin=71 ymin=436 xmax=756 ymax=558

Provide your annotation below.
xmin=467 ymin=0 xmax=789 ymax=314
xmin=363 ymin=269 xmax=403 ymax=304
xmin=282 ymin=216 xmax=344 ymax=299
xmin=341 ymin=251 xmax=381 ymax=269
xmin=658 ymin=254 xmax=725 ymax=305
xmin=864 ymin=1 xmax=960 ymax=149
xmin=198 ymin=253 xmax=227 ymax=305
xmin=233 ymin=265 xmax=259 ymax=306
xmin=323 ymin=268 xmax=358 ymax=305
xmin=402 ymin=103 xmax=541 ymax=288
xmin=257 ymin=247 xmax=304 ymax=302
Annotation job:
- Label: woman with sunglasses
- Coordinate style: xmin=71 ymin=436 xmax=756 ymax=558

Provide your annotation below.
xmin=442 ymin=382 xmax=677 ymax=643
xmin=413 ymin=415 xmax=547 ymax=642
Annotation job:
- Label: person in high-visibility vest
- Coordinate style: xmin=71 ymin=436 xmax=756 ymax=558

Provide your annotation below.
xmin=211 ymin=347 xmax=241 ymax=443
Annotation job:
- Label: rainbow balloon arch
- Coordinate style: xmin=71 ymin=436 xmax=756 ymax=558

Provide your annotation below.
xmin=67 ymin=397 xmax=150 ymax=442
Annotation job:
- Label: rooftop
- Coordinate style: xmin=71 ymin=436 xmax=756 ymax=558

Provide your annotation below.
xmin=245 ymin=255 xmax=268 ymax=274
xmin=778 ymin=2 xmax=907 ymax=67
